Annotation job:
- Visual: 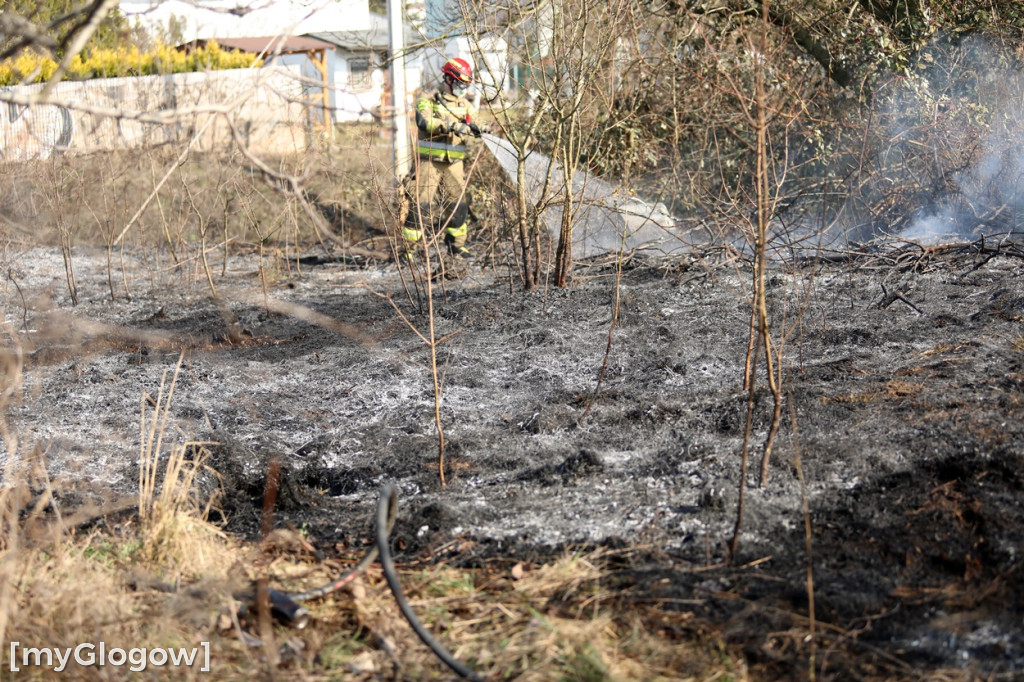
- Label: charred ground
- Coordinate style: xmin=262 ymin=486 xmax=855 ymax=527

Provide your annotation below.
xmin=5 ymin=239 xmax=1024 ymax=679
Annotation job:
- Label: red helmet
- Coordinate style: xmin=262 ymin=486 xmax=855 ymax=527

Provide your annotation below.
xmin=441 ymin=57 xmax=473 ymax=84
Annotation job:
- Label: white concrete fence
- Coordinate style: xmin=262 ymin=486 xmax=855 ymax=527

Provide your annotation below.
xmin=0 ymin=67 xmax=319 ymax=161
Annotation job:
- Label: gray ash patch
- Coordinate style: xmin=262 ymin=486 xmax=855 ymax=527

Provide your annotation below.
xmin=3 ymin=243 xmax=1024 ymax=675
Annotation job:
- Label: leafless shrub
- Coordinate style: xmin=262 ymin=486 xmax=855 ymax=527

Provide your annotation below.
xmin=455 ymin=0 xmax=650 ymax=288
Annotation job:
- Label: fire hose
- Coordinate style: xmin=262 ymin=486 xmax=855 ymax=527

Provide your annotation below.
xmin=248 ymin=483 xmax=482 ymax=681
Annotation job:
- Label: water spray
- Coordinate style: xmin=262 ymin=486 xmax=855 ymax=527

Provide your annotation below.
xmin=480 ymin=133 xmax=683 ymax=258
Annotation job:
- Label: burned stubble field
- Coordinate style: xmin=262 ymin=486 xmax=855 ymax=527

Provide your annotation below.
xmin=4 ymin=237 xmax=1024 ymax=679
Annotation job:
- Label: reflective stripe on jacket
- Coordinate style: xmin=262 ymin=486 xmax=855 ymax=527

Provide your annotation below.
xmin=417 ymin=139 xmax=468 ymax=161
xmin=415 ymin=91 xmax=475 ymax=163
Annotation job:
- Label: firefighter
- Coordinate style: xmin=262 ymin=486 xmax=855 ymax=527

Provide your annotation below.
xmin=401 ymin=56 xmax=483 ymax=260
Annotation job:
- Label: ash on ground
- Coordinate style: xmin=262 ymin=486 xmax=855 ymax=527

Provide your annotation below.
xmin=4 ymin=241 xmax=1024 ymax=678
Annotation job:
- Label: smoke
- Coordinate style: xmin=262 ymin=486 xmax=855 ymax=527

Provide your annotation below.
xmin=481 ymin=36 xmax=1024 ymax=256
xmin=900 ymin=135 xmax=1024 ymax=244
xmin=879 ymin=36 xmax=1024 ymax=244
xmin=901 ymin=206 xmax=959 ymax=243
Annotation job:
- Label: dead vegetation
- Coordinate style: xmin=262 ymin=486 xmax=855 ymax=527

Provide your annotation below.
xmin=2 ymin=477 xmax=1008 ymax=681
xmin=3 ymin=3 xmax=1024 ymax=678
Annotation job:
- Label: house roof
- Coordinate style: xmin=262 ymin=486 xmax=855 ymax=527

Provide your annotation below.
xmin=208 ymin=35 xmax=335 ymax=54
xmin=308 ymin=13 xmax=413 ymax=51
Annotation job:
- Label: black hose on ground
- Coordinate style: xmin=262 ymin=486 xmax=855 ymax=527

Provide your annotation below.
xmin=258 ymin=483 xmax=481 ymax=680
xmin=250 ymin=490 xmax=398 ymax=628
xmin=285 ymin=489 xmax=397 ymax=603
xmin=374 ymin=483 xmax=483 ymax=682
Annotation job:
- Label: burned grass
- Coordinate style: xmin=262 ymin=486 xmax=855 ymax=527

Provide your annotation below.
xmin=2 ymin=238 xmax=1024 ymax=680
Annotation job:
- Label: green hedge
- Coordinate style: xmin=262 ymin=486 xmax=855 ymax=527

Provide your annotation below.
xmin=0 ymin=42 xmax=262 ymax=86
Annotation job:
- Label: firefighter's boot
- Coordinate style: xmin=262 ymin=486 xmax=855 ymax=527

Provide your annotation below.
xmin=442 ymin=202 xmax=472 ymax=258
xmin=444 ymin=224 xmax=471 ymax=258
xmin=402 ymin=203 xmax=429 ymax=262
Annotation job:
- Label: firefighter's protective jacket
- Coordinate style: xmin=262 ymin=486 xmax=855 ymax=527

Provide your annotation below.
xmin=415 ymin=90 xmax=477 ymax=163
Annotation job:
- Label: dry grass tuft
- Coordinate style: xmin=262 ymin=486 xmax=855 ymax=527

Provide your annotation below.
xmin=5 ymin=536 xmax=138 ymax=670
xmin=136 ymin=354 xmax=235 ymax=581
xmin=136 ymin=433 xmax=233 ymax=582
xmin=823 ymin=379 xmax=925 ymax=404
xmin=512 ymin=548 xmax=607 ymax=601
xmin=0 ymin=347 xmax=249 ymax=679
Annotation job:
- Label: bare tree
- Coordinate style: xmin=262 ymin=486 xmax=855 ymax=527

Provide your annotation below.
xmin=456 ymin=0 xmax=658 ymax=287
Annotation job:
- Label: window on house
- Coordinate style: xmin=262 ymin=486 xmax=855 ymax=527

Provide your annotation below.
xmin=349 ymin=58 xmax=371 ymax=90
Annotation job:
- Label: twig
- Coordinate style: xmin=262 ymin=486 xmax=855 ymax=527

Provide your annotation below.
xmin=789 ymin=395 xmax=816 ymax=681
xmin=579 ymin=239 xmax=626 ymax=422
xmin=231 ymin=292 xmax=374 ymax=345
xmin=37 ymin=0 xmax=120 ymax=101
xmin=876 ymin=282 xmax=923 ymax=314
xmin=112 ymin=112 xmax=220 ymax=247
xmin=361 ymin=286 xmax=451 ymax=486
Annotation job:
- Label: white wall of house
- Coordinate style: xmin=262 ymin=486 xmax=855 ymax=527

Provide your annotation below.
xmin=332 ymin=55 xmax=421 ymax=124
xmin=328 ymin=50 xmax=382 ymax=123
xmin=121 ymin=0 xmax=370 ymax=126
xmin=317 ymin=10 xmax=425 ymax=124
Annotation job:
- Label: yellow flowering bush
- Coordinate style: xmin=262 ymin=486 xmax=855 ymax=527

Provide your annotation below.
xmin=0 ymin=42 xmax=262 ymax=86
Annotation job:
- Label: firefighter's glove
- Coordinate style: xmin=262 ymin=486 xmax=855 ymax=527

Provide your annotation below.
xmin=468 ymin=122 xmax=483 ymax=138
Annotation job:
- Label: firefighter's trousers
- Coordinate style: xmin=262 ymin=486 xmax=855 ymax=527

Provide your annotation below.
xmin=401 ymin=157 xmax=470 ymax=252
